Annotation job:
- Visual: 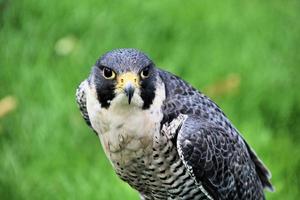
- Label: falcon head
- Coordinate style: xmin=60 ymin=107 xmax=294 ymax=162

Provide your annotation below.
xmin=89 ymin=48 xmax=157 ymax=109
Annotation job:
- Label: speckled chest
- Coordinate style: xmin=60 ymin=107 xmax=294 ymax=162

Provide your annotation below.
xmin=99 ymin=103 xmax=163 ymax=166
xmin=113 ymin=131 xmax=208 ymax=200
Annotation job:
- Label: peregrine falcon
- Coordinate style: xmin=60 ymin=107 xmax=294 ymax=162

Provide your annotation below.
xmin=76 ymin=48 xmax=273 ymax=200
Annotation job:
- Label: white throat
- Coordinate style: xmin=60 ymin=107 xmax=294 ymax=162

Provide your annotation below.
xmin=85 ymin=78 xmax=166 ymax=165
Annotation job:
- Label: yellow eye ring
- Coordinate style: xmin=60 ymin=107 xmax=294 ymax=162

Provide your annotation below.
xmin=103 ymin=67 xmax=116 ymax=79
xmin=140 ymin=67 xmax=150 ymax=79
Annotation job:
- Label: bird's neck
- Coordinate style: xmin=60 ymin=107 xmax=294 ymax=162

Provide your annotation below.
xmin=95 ymin=77 xmax=166 ymax=165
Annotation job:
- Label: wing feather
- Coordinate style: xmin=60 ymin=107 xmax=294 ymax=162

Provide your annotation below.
xmin=176 ymin=116 xmax=267 ymax=199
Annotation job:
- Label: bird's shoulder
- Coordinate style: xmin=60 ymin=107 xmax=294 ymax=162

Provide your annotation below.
xmin=76 ymin=80 xmax=98 ymax=135
xmin=157 ymin=69 xmax=227 ymax=126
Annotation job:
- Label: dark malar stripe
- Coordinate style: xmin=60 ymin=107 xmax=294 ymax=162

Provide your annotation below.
xmin=140 ymin=71 xmax=157 ymax=109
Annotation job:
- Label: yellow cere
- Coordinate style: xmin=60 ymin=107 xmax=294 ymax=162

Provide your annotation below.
xmin=116 ymin=72 xmax=140 ymax=89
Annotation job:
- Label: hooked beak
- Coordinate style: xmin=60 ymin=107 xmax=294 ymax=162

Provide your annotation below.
xmin=116 ymin=72 xmax=139 ymax=104
xmin=124 ymin=84 xmax=135 ymax=104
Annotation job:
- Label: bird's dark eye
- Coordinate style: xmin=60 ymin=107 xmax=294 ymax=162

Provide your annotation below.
xmin=141 ymin=67 xmax=150 ymax=79
xmin=103 ymin=67 xmax=116 ymax=79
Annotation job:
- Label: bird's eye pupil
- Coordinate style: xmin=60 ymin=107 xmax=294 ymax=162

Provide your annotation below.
xmin=142 ymin=67 xmax=150 ymax=78
xmin=104 ymin=67 xmax=113 ymax=78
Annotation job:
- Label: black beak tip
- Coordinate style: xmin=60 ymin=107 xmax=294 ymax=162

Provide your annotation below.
xmin=128 ymin=97 xmax=132 ymax=104
xmin=125 ymin=87 xmax=135 ymax=104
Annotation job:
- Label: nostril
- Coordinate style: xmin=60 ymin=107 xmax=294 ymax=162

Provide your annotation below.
xmin=121 ymin=79 xmax=124 ymax=83
xmin=134 ymin=78 xmax=137 ymax=82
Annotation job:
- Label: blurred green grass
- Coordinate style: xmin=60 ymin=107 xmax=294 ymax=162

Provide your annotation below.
xmin=0 ymin=0 xmax=299 ymax=199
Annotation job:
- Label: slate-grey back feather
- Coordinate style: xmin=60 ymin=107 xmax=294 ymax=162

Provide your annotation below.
xmin=158 ymin=69 xmax=273 ymax=199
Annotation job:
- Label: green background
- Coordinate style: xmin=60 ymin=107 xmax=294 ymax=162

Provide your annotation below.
xmin=1 ymin=0 xmax=299 ymax=199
